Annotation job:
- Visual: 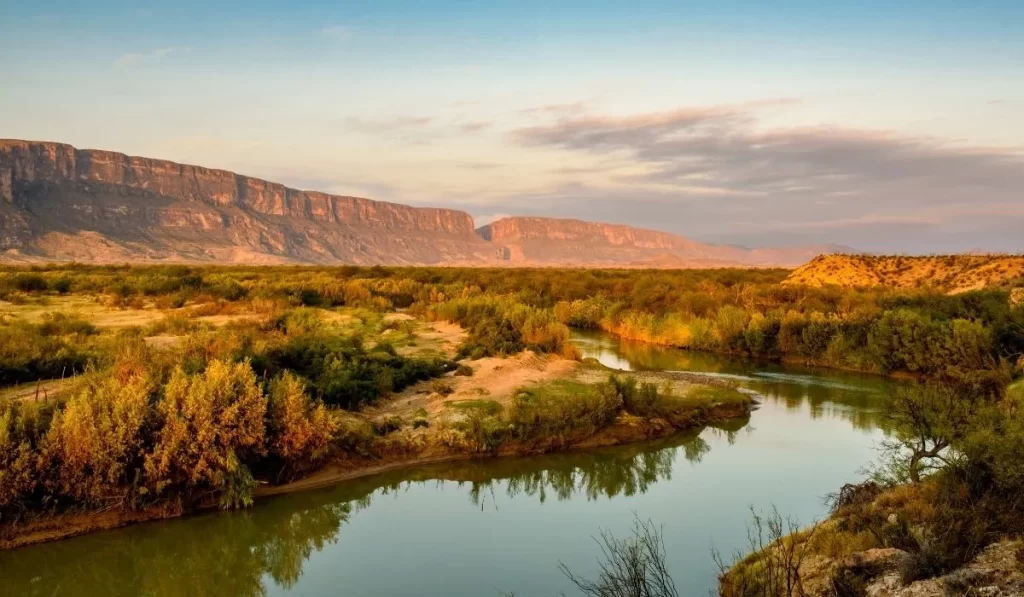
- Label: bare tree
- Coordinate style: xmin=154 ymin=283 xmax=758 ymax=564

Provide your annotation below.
xmin=713 ymin=506 xmax=820 ymax=597
xmin=559 ymin=516 xmax=680 ymax=597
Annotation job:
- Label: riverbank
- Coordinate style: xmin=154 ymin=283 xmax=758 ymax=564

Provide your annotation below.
xmin=718 ymin=480 xmax=1024 ymax=597
xmin=0 ymin=354 xmax=754 ymax=550
xmin=584 ymin=323 xmax=932 ymax=382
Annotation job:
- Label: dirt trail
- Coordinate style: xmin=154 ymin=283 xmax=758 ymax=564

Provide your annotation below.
xmin=0 ymin=378 xmax=75 ymax=402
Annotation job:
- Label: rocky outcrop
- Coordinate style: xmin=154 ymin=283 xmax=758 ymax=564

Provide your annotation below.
xmin=478 ymin=216 xmax=843 ymax=267
xmin=0 ymin=139 xmax=492 ymax=264
xmin=785 ymin=254 xmax=1024 ymax=292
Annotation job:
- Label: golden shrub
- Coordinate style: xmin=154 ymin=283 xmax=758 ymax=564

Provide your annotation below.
xmin=145 ymin=359 xmax=266 ymax=506
xmin=0 ymin=401 xmax=46 ymax=511
xmin=266 ymin=372 xmax=337 ymax=478
xmin=43 ymin=373 xmax=152 ymax=505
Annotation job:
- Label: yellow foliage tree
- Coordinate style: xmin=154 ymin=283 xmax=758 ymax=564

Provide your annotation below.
xmin=266 ymin=372 xmax=337 ymax=481
xmin=145 ymin=359 xmax=267 ymax=509
xmin=43 ymin=373 xmax=152 ymax=507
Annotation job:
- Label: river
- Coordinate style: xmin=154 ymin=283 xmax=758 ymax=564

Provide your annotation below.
xmin=0 ymin=331 xmax=898 ymax=597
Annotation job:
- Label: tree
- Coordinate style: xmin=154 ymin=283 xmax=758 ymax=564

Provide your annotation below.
xmin=876 ymin=384 xmax=982 ymax=484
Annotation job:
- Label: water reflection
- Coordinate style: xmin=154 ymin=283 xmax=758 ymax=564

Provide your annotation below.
xmin=574 ymin=330 xmax=894 ymax=432
xmin=0 ymin=497 xmax=360 ymax=597
xmin=0 ymin=424 xmax=737 ymax=597
xmin=1 ymin=331 xmax=892 ymax=597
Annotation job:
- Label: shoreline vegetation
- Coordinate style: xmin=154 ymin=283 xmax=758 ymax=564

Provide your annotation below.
xmin=0 ymin=265 xmax=768 ymax=550
xmin=0 ymin=353 xmax=754 ymax=549
xmin=0 ymin=262 xmax=1021 ymax=594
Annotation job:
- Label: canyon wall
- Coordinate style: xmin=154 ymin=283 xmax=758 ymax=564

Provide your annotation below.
xmin=0 ymin=140 xmax=492 ymax=264
xmin=0 ymin=139 xmax=842 ymax=267
xmin=477 ymin=217 xmax=836 ymax=267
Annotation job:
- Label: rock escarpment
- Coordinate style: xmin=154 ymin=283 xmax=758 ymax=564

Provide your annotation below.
xmin=477 ymin=216 xmax=841 ymax=267
xmin=0 ymin=140 xmax=493 ymax=264
xmin=0 ymin=139 xmax=843 ymax=267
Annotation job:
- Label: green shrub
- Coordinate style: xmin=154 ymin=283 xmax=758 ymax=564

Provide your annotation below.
xmin=371 ymin=416 xmax=403 ymax=436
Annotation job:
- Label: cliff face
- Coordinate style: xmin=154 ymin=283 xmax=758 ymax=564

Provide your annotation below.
xmin=0 ymin=140 xmax=491 ymax=264
xmin=0 ymin=139 xmax=841 ymax=268
xmin=477 ymin=217 xmax=836 ymax=267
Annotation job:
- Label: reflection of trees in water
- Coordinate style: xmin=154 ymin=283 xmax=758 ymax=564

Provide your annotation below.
xmin=613 ymin=337 xmax=895 ymax=433
xmin=452 ymin=429 xmax=718 ymax=507
xmin=0 ymin=491 xmax=367 ymax=597
xmin=0 ymin=422 xmax=744 ymax=596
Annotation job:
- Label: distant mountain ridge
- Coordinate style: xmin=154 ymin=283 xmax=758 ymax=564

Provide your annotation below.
xmin=1 ymin=139 xmax=844 ymax=267
xmin=477 ymin=216 xmax=849 ymax=267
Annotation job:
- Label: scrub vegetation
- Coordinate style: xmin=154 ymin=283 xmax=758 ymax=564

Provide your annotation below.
xmin=0 ymin=261 xmax=1022 ymax=591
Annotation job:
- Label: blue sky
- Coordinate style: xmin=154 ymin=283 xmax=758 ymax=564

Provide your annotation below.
xmin=2 ymin=0 xmax=1023 ymax=252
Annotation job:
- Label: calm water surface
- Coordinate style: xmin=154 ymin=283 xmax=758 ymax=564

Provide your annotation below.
xmin=0 ymin=332 xmax=898 ymax=597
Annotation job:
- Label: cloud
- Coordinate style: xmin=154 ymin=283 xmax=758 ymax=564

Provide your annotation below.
xmin=345 ymin=116 xmax=434 ymax=134
xmin=519 ymin=102 xmax=592 ymax=116
xmin=114 ymin=47 xmax=180 ymax=67
xmin=319 ymin=25 xmax=352 ymax=39
xmin=458 ymin=121 xmax=491 ymax=133
xmin=504 ymin=103 xmax=1024 ymax=251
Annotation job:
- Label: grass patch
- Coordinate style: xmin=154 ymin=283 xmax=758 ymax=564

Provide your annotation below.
xmin=447 ymin=399 xmax=502 ymax=417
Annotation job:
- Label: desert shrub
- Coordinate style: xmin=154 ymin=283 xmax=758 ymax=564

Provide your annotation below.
xmin=371 ymin=416 xmax=403 ymax=436
xmin=431 ymin=379 xmax=454 ymax=396
xmin=454 ymin=363 xmax=473 ymax=377
xmin=430 ymin=295 xmax=575 ymax=358
xmin=506 ymin=380 xmax=621 ymax=447
xmin=280 ymin=307 xmax=324 ymax=336
xmin=42 ymin=372 xmax=153 ymax=507
xmin=50 ymin=278 xmax=72 ymax=294
xmin=744 ymin=313 xmax=780 ymax=356
xmin=607 ymin=374 xmax=659 ymax=416
xmin=37 ymin=312 xmax=96 ymax=337
xmin=5 ymin=273 xmax=48 ymax=293
xmin=0 ymin=401 xmax=49 ymax=517
xmin=255 ymin=333 xmax=453 ymax=410
xmin=0 ymin=320 xmax=96 ymax=385
xmin=553 ymin=298 xmax=605 ymax=328
xmin=145 ymin=360 xmax=267 ymax=509
xmin=331 ymin=414 xmax=377 ymax=457
xmin=265 ymin=372 xmax=337 ymax=481
xmin=412 ymin=418 xmax=429 ymax=429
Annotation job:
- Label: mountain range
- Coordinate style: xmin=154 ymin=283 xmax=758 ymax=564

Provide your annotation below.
xmin=0 ymin=139 xmax=848 ymax=267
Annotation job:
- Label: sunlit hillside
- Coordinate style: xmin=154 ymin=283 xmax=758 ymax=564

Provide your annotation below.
xmin=784 ymin=254 xmax=1024 ymax=292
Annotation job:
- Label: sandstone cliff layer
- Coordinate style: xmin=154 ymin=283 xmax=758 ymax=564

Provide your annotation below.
xmin=477 ymin=217 xmax=841 ymax=267
xmin=1 ymin=139 xmax=840 ymax=267
xmin=0 ymin=140 xmax=492 ymax=264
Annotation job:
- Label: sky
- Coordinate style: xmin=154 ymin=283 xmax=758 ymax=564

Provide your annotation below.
xmin=1 ymin=0 xmax=1023 ymax=253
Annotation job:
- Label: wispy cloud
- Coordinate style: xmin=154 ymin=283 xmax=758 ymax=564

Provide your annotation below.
xmin=458 ymin=121 xmax=491 ymax=133
xmin=113 ymin=47 xmax=182 ymax=67
xmin=500 ymin=102 xmax=1024 ymax=252
xmin=346 ymin=116 xmax=434 ymax=134
xmin=519 ymin=101 xmax=592 ymax=116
